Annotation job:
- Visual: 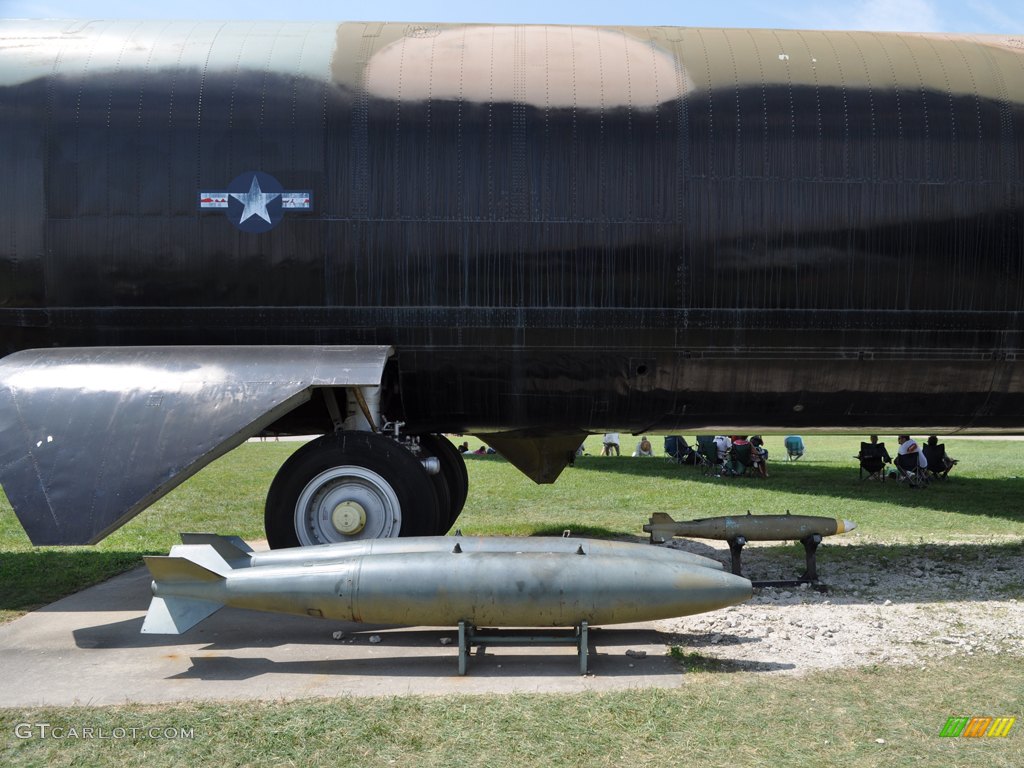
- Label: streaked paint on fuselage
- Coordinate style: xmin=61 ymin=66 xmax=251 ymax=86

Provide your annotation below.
xmin=0 ymin=21 xmax=1022 ymax=435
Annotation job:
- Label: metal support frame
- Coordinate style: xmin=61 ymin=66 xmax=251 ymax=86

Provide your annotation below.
xmin=728 ymin=534 xmax=827 ymax=591
xmin=727 ymin=536 xmax=748 ymax=576
xmin=457 ymin=620 xmax=590 ymax=675
xmin=323 ymin=385 xmax=382 ymax=435
xmin=351 ymin=387 xmax=379 ymax=432
xmin=801 ymin=534 xmax=822 ymax=581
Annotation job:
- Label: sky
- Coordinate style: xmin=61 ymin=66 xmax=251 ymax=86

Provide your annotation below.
xmin=1 ymin=0 xmax=1023 ymax=35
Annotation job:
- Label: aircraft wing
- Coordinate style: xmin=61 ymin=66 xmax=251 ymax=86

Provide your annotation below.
xmin=0 ymin=346 xmax=391 ymax=544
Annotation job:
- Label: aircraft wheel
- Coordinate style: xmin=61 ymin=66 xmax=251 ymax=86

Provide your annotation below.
xmin=426 ymin=467 xmax=452 ymax=535
xmin=264 ymin=431 xmax=440 ymax=548
xmin=418 ymin=434 xmax=469 ymax=530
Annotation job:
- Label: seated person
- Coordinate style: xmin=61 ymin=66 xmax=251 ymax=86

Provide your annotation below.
xmin=713 ymin=435 xmax=732 ymax=462
xmin=725 ymin=436 xmax=763 ymax=477
xmin=895 ymin=435 xmax=928 ymax=474
xmin=749 ymin=435 xmax=769 ymax=477
xmin=857 ymin=435 xmax=891 ymax=479
xmin=923 ymin=435 xmax=957 ymax=478
xmin=632 ymin=436 xmax=654 ymax=457
xmin=862 ymin=434 xmax=891 ymax=462
xmin=750 ymin=435 xmax=768 ymax=461
xmin=695 ymin=435 xmax=721 ymax=469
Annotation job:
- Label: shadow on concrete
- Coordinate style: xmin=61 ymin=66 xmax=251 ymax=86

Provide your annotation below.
xmin=163 ymin=627 xmax=690 ymax=680
xmin=72 ymin=613 xmax=400 ymax=651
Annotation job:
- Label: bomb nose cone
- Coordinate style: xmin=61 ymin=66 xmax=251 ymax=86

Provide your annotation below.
xmin=726 ymin=572 xmax=754 ymax=605
xmin=680 ymin=569 xmax=753 ymax=614
xmin=842 ymin=519 xmax=857 ymax=533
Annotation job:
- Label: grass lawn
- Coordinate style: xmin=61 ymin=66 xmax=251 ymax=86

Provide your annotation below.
xmin=1 ymin=655 xmax=1021 ymax=768
xmin=1 ymin=433 xmax=1022 ymax=766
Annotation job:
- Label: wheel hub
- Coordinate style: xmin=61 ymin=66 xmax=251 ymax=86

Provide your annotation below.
xmin=294 ymin=466 xmax=402 ymax=545
xmin=331 ymin=500 xmax=367 ymax=535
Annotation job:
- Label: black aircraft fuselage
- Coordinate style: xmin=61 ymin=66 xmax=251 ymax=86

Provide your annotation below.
xmin=0 ymin=20 xmax=1022 ymax=545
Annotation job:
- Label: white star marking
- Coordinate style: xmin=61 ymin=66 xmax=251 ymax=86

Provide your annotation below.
xmin=229 ymin=176 xmax=281 ymax=224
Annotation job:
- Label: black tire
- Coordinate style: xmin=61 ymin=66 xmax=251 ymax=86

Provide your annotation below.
xmin=264 ymin=431 xmax=441 ymax=549
xmin=418 ymin=434 xmax=469 ymax=530
xmin=426 ymin=459 xmax=452 ymax=535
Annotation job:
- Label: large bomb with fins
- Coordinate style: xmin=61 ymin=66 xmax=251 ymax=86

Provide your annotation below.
xmin=142 ymin=536 xmax=751 ymax=634
xmin=178 ymin=532 xmax=726 ymax=571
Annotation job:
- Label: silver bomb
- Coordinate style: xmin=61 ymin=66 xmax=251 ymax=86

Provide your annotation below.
xmin=142 ymin=538 xmax=751 ymax=634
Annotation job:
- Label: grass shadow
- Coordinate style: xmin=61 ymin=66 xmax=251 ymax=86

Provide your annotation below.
xmin=0 ymin=550 xmax=148 ymax=616
xmin=667 ymin=647 xmax=795 ymax=674
xmin=568 ymin=456 xmax=1024 ymax=523
xmin=528 ymin=525 xmax=626 ymax=539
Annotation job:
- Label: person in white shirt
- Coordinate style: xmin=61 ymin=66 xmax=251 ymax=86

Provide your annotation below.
xmin=602 ymin=433 xmax=620 ymax=456
xmin=897 ymin=435 xmax=928 ymax=468
xmin=713 ymin=435 xmax=731 ymax=462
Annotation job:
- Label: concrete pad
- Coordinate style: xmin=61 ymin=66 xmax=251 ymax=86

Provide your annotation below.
xmin=0 ymin=565 xmax=690 ymax=706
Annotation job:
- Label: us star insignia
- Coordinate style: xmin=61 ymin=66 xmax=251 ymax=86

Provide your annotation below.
xmin=199 ymin=171 xmax=312 ymax=233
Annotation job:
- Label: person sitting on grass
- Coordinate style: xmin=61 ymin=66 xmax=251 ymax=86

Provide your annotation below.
xmin=633 ymin=436 xmax=654 ymax=457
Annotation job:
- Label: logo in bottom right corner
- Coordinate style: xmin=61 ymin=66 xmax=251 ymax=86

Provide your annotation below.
xmin=940 ymin=716 xmax=1016 ymax=738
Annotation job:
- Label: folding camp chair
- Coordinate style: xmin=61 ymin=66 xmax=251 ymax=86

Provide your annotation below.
xmin=723 ymin=442 xmax=755 ymax=477
xmin=923 ymin=443 xmax=957 ymax=480
xmin=895 ymin=452 xmax=928 ymax=488
xmin=857 ymin=442 xmax=890 ymax=481
xmin=695 ymin=435 xmax=721 ymax=476
xmin=664 ymin=435 xmax=692 ymax=465
xmin=784 ymin=435 xmax=805 ymax=460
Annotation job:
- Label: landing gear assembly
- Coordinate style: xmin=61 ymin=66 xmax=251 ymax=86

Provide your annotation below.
xmin=263 ymin=430 xmax=469 ymax=549
xmin=418 ymin=433 xmax=469 ymax=529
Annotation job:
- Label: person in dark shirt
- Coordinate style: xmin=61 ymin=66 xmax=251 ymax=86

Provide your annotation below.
xmin=924 ymin=435 xmax=957 ymax=478
xmin=864 ymin=434 xmax=891 ymax=463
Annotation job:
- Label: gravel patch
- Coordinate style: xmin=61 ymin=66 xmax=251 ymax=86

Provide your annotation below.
xmin=656 ymin=537 xmax=1024 ymax=674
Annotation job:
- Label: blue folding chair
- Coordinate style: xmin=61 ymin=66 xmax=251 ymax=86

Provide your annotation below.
xmin=664 ymin=435 xmax=692 ymax=464
xmin=784 ymin=435 xmax=805 ymax=461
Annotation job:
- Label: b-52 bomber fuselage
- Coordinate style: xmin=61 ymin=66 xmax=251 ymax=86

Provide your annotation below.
xmin=0 ymin=20 xmax=1021 ymax=546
